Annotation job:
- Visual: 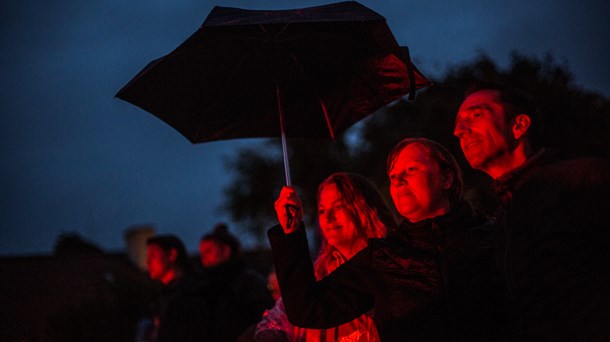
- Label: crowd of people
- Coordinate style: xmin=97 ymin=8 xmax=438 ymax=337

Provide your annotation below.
xmin=140 ymin=82 xmax=609 ymax=341
xmin=140 ymin=224 xmax=274 ymax=342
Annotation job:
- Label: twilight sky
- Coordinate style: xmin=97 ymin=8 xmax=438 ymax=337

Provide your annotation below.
xmin=1 ymin=0 xmax=608 ymax=256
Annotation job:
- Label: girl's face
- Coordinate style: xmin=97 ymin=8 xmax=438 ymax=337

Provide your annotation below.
xmin=317 ymin=183 xmax=361 ymax=253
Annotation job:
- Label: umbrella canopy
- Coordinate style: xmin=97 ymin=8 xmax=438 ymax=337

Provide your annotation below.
xmin=116 ymin=1 xmax=430 ymax=184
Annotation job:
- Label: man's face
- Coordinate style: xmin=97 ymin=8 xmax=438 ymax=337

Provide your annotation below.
xmin=146 ymin=244 xmax=172 ymax=282
xmin=454 ymin=90 xmax=514 ymax=174
xmin=388 ymin=143 xmax=450 ymax=222
xmin=199 ymin=240 xmax=230 ymax=268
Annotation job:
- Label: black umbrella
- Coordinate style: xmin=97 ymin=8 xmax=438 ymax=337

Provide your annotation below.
xmin=116 ymin=1 xmax=430 ymax=185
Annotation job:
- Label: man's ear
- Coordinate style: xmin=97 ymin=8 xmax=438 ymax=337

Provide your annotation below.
xmin=512 ymin=114 xmax=531 ymax=140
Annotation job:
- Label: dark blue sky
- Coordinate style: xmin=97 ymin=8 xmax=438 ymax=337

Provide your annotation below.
xmin=2 ymin=0 xmax=608 ymax=256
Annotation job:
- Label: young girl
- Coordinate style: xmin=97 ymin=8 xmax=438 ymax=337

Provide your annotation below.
xmin=255 ymin=172 xmax=396 ymax=342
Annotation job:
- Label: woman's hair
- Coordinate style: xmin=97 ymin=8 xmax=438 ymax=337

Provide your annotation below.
xmin=200 ymin=223 xmax=242 ymax=259
xmin=386 ymin=137 xmax=464 ymax=206
xmin=146 ymin=234 xmax=189 ymax=270
xmin=313 ymin=172 xmax=396 ymax=278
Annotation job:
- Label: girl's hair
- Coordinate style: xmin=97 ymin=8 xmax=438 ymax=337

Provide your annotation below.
xmin=313 ymin=172 xmax=396 ymax=278
xmin=386 ymin=137 xmax=464 ymax=207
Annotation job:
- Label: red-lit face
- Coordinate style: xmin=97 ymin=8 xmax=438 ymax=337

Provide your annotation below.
xmin=199 ymin=240 xmax=230 ymax=268
xmin=317 ymin=183 xmax=361 ymax=254
xmin=146 ymin=244 xmax=173 ymax=283
xmin=454 ymin=90 xmax=515 ymax=175
xmin=389 ymin=143 xmax=451 ymax=222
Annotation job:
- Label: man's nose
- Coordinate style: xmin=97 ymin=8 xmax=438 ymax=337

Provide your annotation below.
xmin=453 ymin=120 xmax=469 ymax=138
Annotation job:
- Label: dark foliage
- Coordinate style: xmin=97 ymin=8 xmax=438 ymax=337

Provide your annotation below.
xmin=54 ymin=233 xmax=104 ymax=255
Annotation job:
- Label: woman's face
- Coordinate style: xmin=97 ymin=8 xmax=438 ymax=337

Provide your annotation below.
xmin=317 ymin=183 xmax=361 ymax=252
xmin=199 ymin=240 xmax=230 ymax=268
xmin=388 ymin=143 xmax=451 ymax=222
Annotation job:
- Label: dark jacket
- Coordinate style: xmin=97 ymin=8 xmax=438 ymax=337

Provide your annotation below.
xmin=492 ymin=149 xmax=610 ymax=341
xmin=199 ymin=259 xmax=275 ymax=342
xmin=268 ymin=202 xmax=496 ymax=342
xmin=398 ymin=201 xmax=506 ymax=341
xmin=155 ymin=274 xmax=212 ymax=342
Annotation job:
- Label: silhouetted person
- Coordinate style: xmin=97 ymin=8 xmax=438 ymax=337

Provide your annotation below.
xmin=198 ymin=224 xmax=274 ymax=341
xmin=145 ymin=234 xmax=209 ymax=342
xmin=454 ymin=83 xmax=610 ymax=341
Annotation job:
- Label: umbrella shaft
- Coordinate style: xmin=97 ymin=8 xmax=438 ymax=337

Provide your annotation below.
xmin=281 ymin=126 xmax=291 ymax=186
xmin=277 ymin=85 xmax=291 ymax=186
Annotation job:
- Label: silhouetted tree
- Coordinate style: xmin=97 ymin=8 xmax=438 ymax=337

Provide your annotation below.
xmin=54 ymin=233 xmax=104 ymax=255
xmin=222 ymin=52 xmax=610 ymax=242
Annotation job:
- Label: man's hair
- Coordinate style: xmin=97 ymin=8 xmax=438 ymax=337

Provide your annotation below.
xmin=387 ymin=137 xmax=464 ymax=206
xmin=146 ymin=234 xmax=189 ymax=270
xmin=465 ymin=81 xmax=543 ymax=148
xmin=200 ymin=223 xmax=241 ymax=258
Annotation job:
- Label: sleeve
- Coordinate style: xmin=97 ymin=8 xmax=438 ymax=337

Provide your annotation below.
xmin=268 ymin=224 xmax=375 ymax=329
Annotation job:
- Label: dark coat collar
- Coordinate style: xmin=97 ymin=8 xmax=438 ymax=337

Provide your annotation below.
xmin=390 ymin=200 xmax=476 ymax=243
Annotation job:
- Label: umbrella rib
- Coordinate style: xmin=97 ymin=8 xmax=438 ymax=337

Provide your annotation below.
xmin=320 ymin=99 xmax=335 ymax=140
xmin=259 ymin=23 xmax=292 ymax=43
